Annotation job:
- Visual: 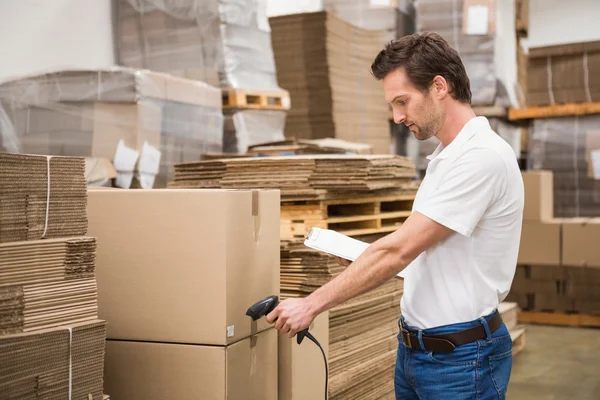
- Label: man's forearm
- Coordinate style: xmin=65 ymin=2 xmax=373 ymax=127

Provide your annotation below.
xmin=306 ymin=240 xmax=410 ymax=316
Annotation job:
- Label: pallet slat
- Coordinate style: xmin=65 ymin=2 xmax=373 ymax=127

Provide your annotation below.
xmin=518 ymin=310 xmax=600 ymax=328
xmin=508 ymin=102 xmax=600 ymax=120
xmin=222 ymin=88 xmax=291 ymax=110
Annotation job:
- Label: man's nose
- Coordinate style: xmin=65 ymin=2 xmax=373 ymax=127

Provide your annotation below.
xmin=394 ymin=111 xmax=406 ymax=125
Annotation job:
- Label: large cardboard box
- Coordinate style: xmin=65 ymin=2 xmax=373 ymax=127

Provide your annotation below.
xmin=562 ymin=218 xmax=600 ymax=268
xmin=278 ymin=312 xmax=329 ymax=400
xmin=87 ymin=189 xmax=280 ymax=345
xmin=518 ymin=220 xmax=561 ymax=265
xmin=522 ymin=171 xmax=554 ymax=221
xmin=104 ymin=328 xmax=278 ymax=400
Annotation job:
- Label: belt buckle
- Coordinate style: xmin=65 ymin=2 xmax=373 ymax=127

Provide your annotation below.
xmin=401 ymin=329 xmax=415 ymax=349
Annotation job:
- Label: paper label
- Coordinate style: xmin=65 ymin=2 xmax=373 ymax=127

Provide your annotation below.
xmin=281 ymin=96 xmax=291 ymax=109
xmin=226 ymin=325 xmax=235 ymax=338
xmin=113 ymin=140 xmax=139 ymax=173
xmin=591 ymin=150 xmax=600 ymax=180
xmin=138 ymin=141 xmax=161 ymax=174
xmin=466 ymin=5 xmax=489 ymax=35
xmin=370 ymin=0 xmax=392 ymax=6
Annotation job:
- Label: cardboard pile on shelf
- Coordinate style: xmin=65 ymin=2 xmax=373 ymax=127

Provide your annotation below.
xmin=0 ymin=320 xmax=107 ymax=400
xmin=0 ymin=152 xmax=107 ymax=399
xmin=416 ymin=0 xmax=518 ymax=107
xmin=86 ymin=189 xmax=280 ymax=400
xmin=269 ymin=12 xmax=392 ymax=153
xmin=0 ymin=153 xmax=87 ymax=243
xmin=280 ymin=240 xmax=403 ymax=400
xmin=0 ymin=68 xmax=223 ymax=188
xmin=0 ymin=237 xmax=97 ymax=335
xmin=527 ymin=115 xmax=600 ymax=217
xmin=169 ymin=155 xmax=417 ymax=200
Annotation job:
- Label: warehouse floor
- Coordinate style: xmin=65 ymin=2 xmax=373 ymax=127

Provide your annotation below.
xmin=508 ymin=325 xmax=600 ymax=399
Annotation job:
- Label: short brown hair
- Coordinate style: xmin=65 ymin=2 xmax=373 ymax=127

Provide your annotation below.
xmin=371 ymin=32 xmax=472 ymax=104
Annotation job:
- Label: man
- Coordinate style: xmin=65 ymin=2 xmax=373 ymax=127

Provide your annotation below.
xmin=267 ymin=32 xmax=524 ymax=399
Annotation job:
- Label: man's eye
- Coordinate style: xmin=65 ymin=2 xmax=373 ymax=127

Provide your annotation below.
xmin=396 ymin=100 xmax=406 ymax=106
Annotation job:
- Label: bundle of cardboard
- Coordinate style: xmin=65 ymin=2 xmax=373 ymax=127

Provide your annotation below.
xmin=0 ymin=153 xmax=87 ymax=243
xmin=0 ymin=237 xmax=97 ymax=335
xmin=527 ymin=115 xmax=600 ymax=217
xmin=279 ymin=240 xmax=403 ymax=400
xmin=0 ymin=68 xmax=223 ymax=188
xmin=0 ymin=320 xmax=107 ymax=399
xmin=169 ymin=155 xmax=416 ymax=200
xmin=269 ymin=12 xmax=392 ymax=153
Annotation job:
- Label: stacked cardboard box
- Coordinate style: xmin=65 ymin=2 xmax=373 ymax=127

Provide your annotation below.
xmin=280 ymin=240 xmax=403 ymax=399
xmin=86 ymin=189 xmax=281 ymax=400
xmin=116 ymin=0 xmax=287 ymax=153
xmin=0 ymin=68 xmax=223 ymax=188
xmin=169 ymin=154 xmax=416 ymax=200
xmin=0 ymin=152 xmax=107 ymax=399
xmin=323 ymin=0 xmax=416 ymax=43
xmin=416 ymin=0 xmax=518 ymax=107
xmin=508 ymin=171 xmax=600 ymax=314
xmin=527 ymin=115 xmax=600 ymax=217
xmin=521 ymin=39 xmax=600 ymax=107
xmin=269 ymin=12 xmax=393 ymax=153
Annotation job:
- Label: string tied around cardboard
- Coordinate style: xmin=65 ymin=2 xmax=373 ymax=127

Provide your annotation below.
xmin=41 ymin=155 xmax=52 ymax=239
xmin=66 ymin=326 xmax=73 ymax=400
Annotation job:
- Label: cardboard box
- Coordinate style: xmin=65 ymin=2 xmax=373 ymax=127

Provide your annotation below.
xmin=518 ymin=220 xmax=561 ymax=265
xmin=522 ymin=171 xmax=554 ymax=221
xmin=562 ymin=218 xmax=600 ymax=268
xmin=86 ymin=188 xmax=280 ymax=345
xmin=278 ymin=312 xmax=329 ymax=400
xmin=104 ymin=328 xmax=278 ymax=400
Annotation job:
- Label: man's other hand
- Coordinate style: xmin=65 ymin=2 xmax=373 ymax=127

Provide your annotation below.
xmin=266 ymin=297 xmax=317 ymax=338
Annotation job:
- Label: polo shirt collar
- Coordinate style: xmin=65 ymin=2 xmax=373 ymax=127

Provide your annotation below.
xmin=426 ymin=116 xmax=489 ymax=161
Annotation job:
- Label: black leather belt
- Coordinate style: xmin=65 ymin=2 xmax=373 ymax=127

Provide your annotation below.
xmin=401 ymin=312 xmax=503 ymax=353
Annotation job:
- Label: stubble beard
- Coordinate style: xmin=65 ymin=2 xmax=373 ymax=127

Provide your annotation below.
xmin=412 ymin=94 xmax=443 ymax=141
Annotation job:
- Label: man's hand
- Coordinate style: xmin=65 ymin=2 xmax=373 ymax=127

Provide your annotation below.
xmin=266 ymin=297 xmax=316 ymax=338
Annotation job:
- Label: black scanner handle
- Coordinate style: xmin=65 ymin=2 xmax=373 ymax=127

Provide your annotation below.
xmin=246 ymin=295 xmax=310 ymax=344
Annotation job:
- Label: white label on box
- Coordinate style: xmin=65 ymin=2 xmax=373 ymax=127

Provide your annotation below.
xmin=281 ymin=96 xmax=291 ymax=109
xmin=113 ymin=139 xmax=139 ymax=173
xmin=138 ymin=141 xmax=161 ymax=174
xmin=591 ymin=150 xmax=600 ymax=180
xmin=135 ymin=172 xmax=156 ymax=189
xmin=226 ymin=325 xmax=235 ymax=338
xmin=466 ymin=5 xmax=489 ymax=35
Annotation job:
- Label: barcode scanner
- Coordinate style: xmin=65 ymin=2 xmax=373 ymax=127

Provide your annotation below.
xmin=246 ymin=295 xmax=329 ymax=399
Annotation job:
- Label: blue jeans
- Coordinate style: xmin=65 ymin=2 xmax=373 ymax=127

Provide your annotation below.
xmin=395 ymin=311 xmax=513 ymax=400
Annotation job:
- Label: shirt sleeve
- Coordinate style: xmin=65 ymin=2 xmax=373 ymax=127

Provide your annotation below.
xmin=414 ymin=148 xmax=506 ymax=237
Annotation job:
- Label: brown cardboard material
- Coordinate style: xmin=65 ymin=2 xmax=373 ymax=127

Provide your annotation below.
xmin=86 ymin=188 xmax=280 ymax=345
xmin=104 ymin=328 xmax=278 ymax=400
xmin=562 ymin=218 xmax=600 ymax=268
xmin=278 ymin=311 xmax=329 ymax=400
xmin=522 ymin=171 xmax=554 ymax=221
xmin=518 ymin=220 xmax=561 ymax=266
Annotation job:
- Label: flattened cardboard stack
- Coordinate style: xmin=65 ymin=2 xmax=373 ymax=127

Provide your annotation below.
xmin=280 ymin=240 xmax=403 ymax=400
xmin=0 ymin=320 xmax=107 ymax=400
xmin=0 ymin=153 xmax=87 ymax=243
xmin=169 ymin=155 xmax=417 ymax=200
xmin=269 ymin=12 xmax=392 ymax=153
xmin=0 ymin=152 xmax=107 ymax=400
xmin=0 ymin=237 xmax=97 ymax=335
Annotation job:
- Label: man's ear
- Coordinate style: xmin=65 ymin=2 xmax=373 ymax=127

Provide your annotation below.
xmin=431 ymin=75 xmax=449 ymax=99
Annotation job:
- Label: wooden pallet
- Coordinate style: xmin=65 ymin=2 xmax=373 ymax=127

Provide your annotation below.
xmin=280 ymin=194 xmax=414 ymax=238
xmin=518 ymin=310 xmax=600 ymax=328
xmin=508 ymin=102 xmax=600 ymax=120
xmin=222 ymin=88 xmax=291 ymax=110
xmin=510 ymin=325 xmax=527 ymax=356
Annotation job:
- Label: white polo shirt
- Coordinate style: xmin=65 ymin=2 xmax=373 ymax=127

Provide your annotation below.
xmin=401 ymin=116 xmax=524 ymax=330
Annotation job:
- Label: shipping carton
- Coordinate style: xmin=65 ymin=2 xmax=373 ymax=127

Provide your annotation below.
xmin=522 ymin=171 xmax=554 ymax=221
xmin=278 ymin=312 xmax=329 ymax=400
xmin=562 ymin=218 xmax=600 ymax=268
xmin=518 ymin=220 xmax=561 ymax=266
xmin=87 ymin=188 xmax=280 ymax=345
xmin=104 ymin=328 xmax=278 ymax=400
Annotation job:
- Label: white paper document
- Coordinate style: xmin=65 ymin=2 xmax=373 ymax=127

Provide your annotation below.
xmin=304 ymin=228 xmax=405 ymax=278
